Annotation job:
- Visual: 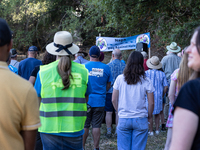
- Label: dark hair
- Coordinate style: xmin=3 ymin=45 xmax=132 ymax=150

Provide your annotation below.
xmin=195 ymin=26 xmax=200 ymax=55
xmin=124 ymin=51 xmax=145 ymax=84
xmin=189 ymin=26 xmax=200 ymax=79
xmin=42 ymin=51 xmax=56 ymax=65
xmin=57 ymin=55 xmax=73 ymax=90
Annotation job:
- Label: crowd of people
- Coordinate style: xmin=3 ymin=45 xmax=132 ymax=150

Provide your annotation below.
xmin=1 ymin=17 xmax=200 ymax=150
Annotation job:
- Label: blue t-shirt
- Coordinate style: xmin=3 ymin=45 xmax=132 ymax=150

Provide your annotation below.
xmin=8 ymin=65 xmax=18 ymax=74
xmin=18 ymin=58 xmax=42 ymax=80
xmin=121 ymin=59 xmax=126 ymax=64
xmin=84 ymin=61 xmax=113 ymax=107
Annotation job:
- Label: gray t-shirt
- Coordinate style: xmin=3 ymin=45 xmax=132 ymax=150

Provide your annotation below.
xmin=113 ymin=74 xmax=154 ymax=118
xmin=161 ymin=53 xmax=181 ymax=84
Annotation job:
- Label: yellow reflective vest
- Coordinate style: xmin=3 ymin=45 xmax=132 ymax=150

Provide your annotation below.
xmin=39 ymin=60 xmax=88 ymax=133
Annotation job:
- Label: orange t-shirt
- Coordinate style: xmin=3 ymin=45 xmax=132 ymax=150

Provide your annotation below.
xmin=0 ymin=61 xmax=41 ymax=150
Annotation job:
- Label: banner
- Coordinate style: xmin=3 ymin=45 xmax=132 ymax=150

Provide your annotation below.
xmin=96 ymin=32 xmax=150 ymax=52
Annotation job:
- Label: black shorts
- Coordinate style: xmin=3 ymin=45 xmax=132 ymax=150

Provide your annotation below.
xmin=105 ymin=93 xmax=115 ymax=112
xmin=84 ymin=107 xmax=105 ymax=128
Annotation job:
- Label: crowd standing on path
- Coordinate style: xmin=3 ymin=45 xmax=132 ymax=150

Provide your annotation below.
xmin=2 ymin=17 xmax=200 ymax=150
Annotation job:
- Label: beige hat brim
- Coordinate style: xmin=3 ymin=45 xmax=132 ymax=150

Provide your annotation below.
xmin=146 ymin=59 xmax=162 ymax=69
xmin=166 ymin=45 xmax=181 ymax=53
xmin=46 ymin=42 xmax=79 ymax=56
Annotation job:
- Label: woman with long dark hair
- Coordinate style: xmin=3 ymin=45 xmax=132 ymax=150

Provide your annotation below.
xmin=112 ymin=51 xmax=154 ymax=150
xmin=170 ymin=27 xmax=200 ymax=150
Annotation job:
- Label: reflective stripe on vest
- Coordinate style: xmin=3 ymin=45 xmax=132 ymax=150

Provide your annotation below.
xmin=41 ymin=97 xmax=86 ymax=104
xmin=40 ymin=111 xmax=87 ymax=117
xmin=39 ymin=60 xmax=88 ymax=133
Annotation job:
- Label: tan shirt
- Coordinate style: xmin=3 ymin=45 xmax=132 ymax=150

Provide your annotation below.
xmin=0 ymin=61 xmax=41 ymax=150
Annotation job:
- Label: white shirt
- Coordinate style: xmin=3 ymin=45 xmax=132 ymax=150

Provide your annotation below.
xmin=113 ymin=74 xmax=154 ymax=118
xmin=10 ymin=59 xmax=19 ymax=70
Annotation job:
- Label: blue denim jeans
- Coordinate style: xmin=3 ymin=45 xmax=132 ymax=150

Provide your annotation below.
xmin=117 ymin=117 xmax=148 ymax=150
xmin=40 ymin=133 xmax=83 ymax=150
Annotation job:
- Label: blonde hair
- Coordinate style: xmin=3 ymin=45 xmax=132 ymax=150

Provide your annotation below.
xmin=57 ymin=55 xmax=73 ymax=90
xmin=177 ymin=53 xmax=193 ymax=92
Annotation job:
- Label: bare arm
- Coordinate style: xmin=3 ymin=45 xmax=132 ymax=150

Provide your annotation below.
xmin=147 ymin=92 xmax=154 ymax=119
xmin=163 ymin=86 xmax=168 ymax=98
xmin=170 ymin=107 xmax=198 ymax=150
xmin=29 ymin=76 xmax=36 ymax=86
xmin=21 ymin=130 xmax=37 ymax=150
xmin=106 ymin=82 xmax=111 ymax=91
xmin=168 ymin=80 xmax=177 ymax=104
xmin=112 ymin=89 xmax=119 ymax=111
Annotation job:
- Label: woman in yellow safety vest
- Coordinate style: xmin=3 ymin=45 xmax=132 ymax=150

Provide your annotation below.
xmin=34 ymin=31 xmax=91 ymax=150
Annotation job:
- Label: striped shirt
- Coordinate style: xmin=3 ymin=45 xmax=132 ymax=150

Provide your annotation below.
xmin=146 ymin=69 xmax=168 ymax=114
xmin=107 ymin=59 xmax=126 ymax=93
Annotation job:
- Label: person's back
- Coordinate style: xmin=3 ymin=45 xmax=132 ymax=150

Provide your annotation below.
xmin=145 ymin=69 xmax=168 ymax=105
xmin=0 ymin=18 xmax=40 ymax=150
xmin=38 ymin=60 xmax=88 ymax=133
xmin=112 ymin=51 xmax=154 ymax=150
xmin=74 ymin=56 xmax=88 ymax=64
xmin=10 ymin=59 xmax=19 ymax=69
xmin=161 ymin=42 xmax=181 ymax=83
xmin=19 ymin=56 xmax=42 ymax=80
xmin=10 ymin=48 xmax=19 ymax=69
xmin=107 ymin=59 xmax=126 ymax=93
xmin=0 ymin=65 xmax=40 ymax=149
xmin=74 ymin=49 xmax=89 ymax=64
xmin=161 ymin=53 xmax=181 ymax=82
xmin=85 ymin=61 xmax=111 ymax=107
xmin=83 ymin=46 xmax=112 ymax=150
xmin=115 ymin=74 xmax=153 ymax=117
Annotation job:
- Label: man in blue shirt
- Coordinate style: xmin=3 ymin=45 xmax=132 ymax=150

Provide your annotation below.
xmin=83 ymin=46 xmax=112 ymax=150
xmin=18 ymin=46 xmax=42 ymax=80
xmin=105 ymin=49 xmax=126 ymax=138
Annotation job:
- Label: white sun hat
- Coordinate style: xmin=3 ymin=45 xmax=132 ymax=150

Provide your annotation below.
xmin=166 ymin=42 xmax=181 ymax=53
xmin=46 ymin=31 xmax=79 ymax=56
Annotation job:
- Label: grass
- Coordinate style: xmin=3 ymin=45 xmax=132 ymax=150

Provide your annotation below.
xmin=85 ymin=124 xmax=167 ymax=150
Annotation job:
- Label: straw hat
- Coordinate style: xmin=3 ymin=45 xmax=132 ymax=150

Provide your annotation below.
xmin=166 ymin=42 xmax=181 ymax=53
xmin=46 ymin=31 xmax=79 ymax=56
xmin=146 ymin=56 xmax=162 ymax=69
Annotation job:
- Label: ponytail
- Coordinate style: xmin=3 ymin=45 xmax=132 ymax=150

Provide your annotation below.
xmin=57 ymin=55 xmax=73 ymax=90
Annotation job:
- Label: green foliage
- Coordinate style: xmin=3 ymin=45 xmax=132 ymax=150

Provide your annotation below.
xmin=1 ymin=0 xmax=200 ymax=53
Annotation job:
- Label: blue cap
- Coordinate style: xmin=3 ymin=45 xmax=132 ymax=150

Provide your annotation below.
xmin=28 ymin=46 xmax=38 ymax=51
xmin=89 ymin=46 xmax=100 ymax=58
xmin=0 ymin=18 xmax=12 ymax=46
